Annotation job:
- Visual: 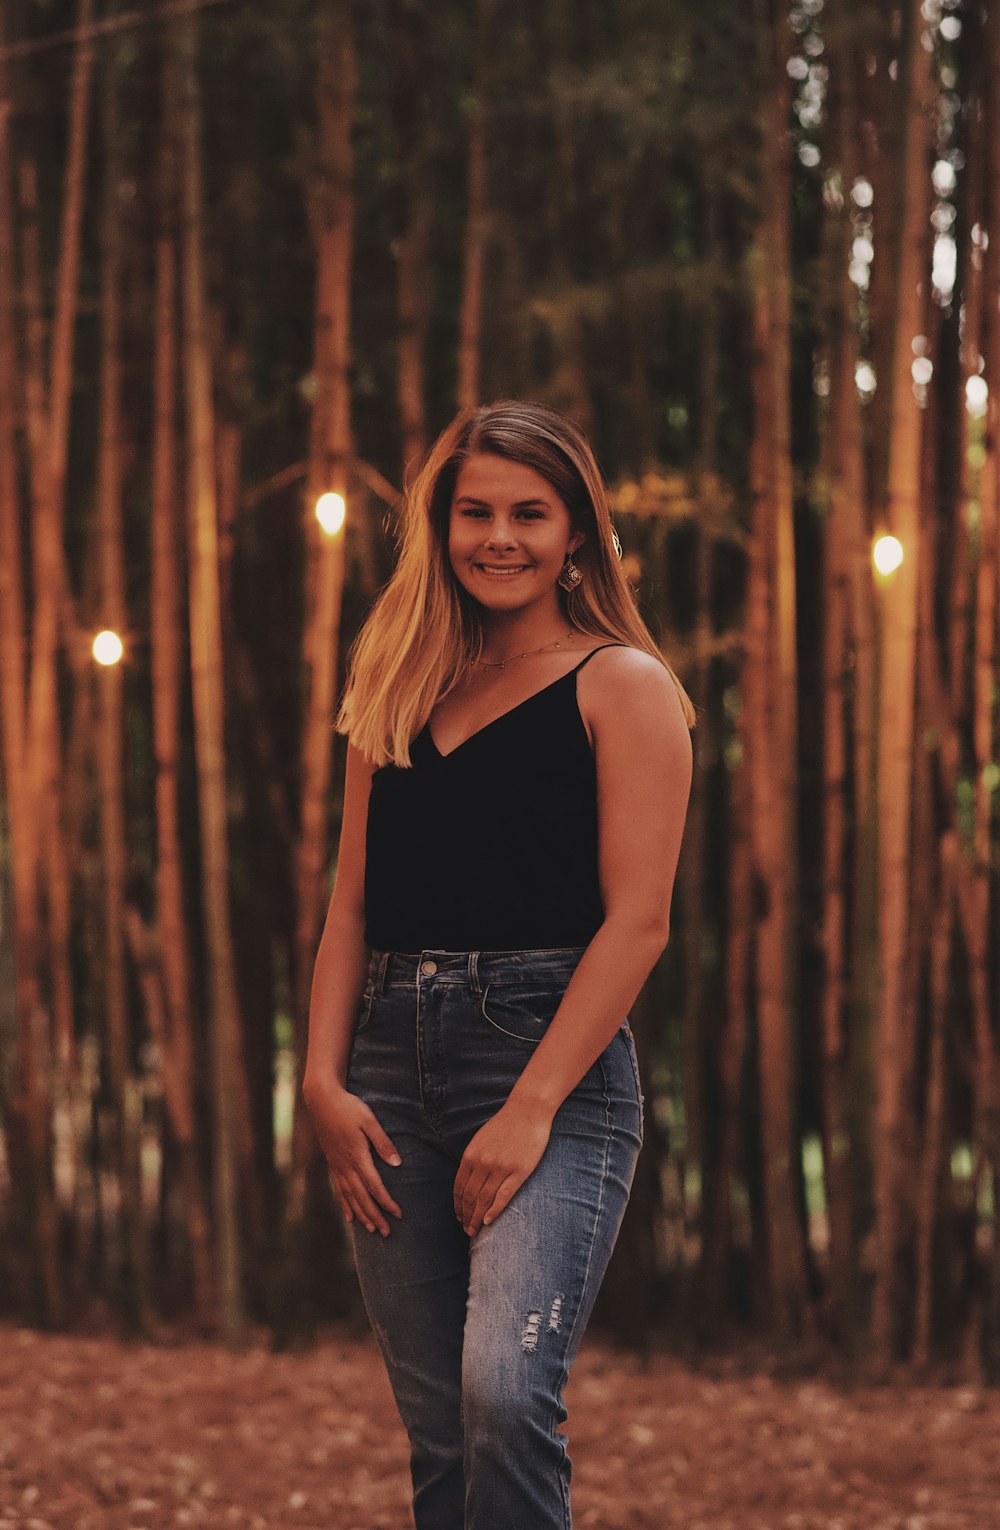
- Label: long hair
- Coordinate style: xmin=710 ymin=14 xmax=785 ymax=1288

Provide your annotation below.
xmin=335 ymin=399 xmax=697 ymax=767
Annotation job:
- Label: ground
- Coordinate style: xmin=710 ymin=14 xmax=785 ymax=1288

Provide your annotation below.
xmin=1 ymin=1325 xmax=998 ymax=1530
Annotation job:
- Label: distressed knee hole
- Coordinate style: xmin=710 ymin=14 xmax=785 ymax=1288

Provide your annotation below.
xmin=520 ymin=1312 xmax=541 ymax=1353
xmin=520 ymin=1295 xmax=564 ymax=1353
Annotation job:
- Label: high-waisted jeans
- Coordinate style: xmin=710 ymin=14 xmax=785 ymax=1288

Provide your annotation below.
xmin=345 ymin=945 xmax=644 ymax=1530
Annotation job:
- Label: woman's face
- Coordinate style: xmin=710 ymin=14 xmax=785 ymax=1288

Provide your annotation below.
xmin=447 ymin=452 xmax=585 ymax=618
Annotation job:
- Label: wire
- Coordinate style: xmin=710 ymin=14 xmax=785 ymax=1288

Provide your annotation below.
xmin=0 ymin=0 xmax=243 ymax=64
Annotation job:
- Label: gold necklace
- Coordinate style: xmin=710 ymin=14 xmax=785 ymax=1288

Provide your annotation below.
xmin=475 ymin=628 xmax=577 ymax=672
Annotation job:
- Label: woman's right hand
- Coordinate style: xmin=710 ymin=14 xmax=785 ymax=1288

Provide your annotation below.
xmin=303 ymin=1078 xmax=403 ymax=1236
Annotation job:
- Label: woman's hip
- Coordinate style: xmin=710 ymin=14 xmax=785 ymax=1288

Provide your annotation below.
xmin=346 ymin=945 xmax=642 ymax=1152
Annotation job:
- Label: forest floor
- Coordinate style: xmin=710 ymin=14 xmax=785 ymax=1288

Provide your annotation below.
xmin=1 ymin=1323 xmax=998 ymax=1530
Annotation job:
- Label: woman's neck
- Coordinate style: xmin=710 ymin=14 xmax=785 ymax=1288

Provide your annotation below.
xmin=477 ymin=621 xmax=579 ymax=666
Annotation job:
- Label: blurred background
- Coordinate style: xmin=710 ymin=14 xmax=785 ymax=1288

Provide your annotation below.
xmin=0 ymin=0 xmax=997 ymax=1389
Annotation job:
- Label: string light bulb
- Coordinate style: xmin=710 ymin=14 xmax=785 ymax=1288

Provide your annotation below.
xmin=92 ymin=629 xmax=124 ymax=666
xmin=872 ymin=535 xmax=903 ymax=577
xmin=315 ymin=491 xmax=346 ymax=537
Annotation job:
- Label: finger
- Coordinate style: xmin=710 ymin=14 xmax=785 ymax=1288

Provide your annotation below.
xmin=480 ymin=1175 xmax=520 ymax=1229
xmin=359 ymin=1162 xmax=403 ymax=1221
xmin=345 ymin=1172 xmax=391 ymax=1236
xmin=454 ymin=1156 xmax=492 ymax=1217
xmin=454 ymin=1163 xmax=482 ymax=1225
xmin=467 ymin=1171 xmax=514 ymax=1236
xmin=361 ymin=1110 xmax=403 ymax=1168
xmin=453 ymin=1164 xmax=472 ymax=1223
xmin=460 ymin=1169 xmax=493 ymax=1231
xmin=327 ymin=1169 xmax=353 ymax=1224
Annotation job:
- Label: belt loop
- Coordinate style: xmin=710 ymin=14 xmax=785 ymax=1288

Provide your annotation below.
xmin=468 ymin=951 xmax=480 ymax=996
xmin=375 ymin=950 xmax=389 ymax=994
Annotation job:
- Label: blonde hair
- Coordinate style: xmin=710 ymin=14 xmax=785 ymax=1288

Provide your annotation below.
xmin=335 ymin=399 xmax=696 ymax=767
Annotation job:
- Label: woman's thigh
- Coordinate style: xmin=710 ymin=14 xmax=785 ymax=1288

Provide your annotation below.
xmin=461 ymin=1028 xmax=642 ymax=1410
xmin=345 ymin=947 xmax=643 ymax=1427
xmin=346 ymin=1130 xmax=470 ymax=1457
xmin=345 ymin=969 xmax=472 ymax=1440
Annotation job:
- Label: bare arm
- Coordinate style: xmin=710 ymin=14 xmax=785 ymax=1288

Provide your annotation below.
xmin=302 ymin=740 xmax=403 ymax=1237
xmin=454 ymin=648 xmax=694 ymax=1235
xmin=303 ymin=740 xmax=375 ymax=1094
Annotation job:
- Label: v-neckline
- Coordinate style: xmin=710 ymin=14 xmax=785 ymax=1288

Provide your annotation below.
xmin=425 ymin=649 xmax=609 ymax=761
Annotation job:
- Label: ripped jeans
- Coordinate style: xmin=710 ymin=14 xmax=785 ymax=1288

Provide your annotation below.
xmin=345 ymin=946 xmax=644 ymax=1530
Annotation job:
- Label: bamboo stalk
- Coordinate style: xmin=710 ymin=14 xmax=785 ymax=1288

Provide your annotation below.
xmin=870 ymin=0 xmax=936 ymax=1371
xmin=175 ymin=2 xmax=247 ymax=1347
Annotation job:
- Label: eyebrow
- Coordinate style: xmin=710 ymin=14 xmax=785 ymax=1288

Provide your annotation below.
xmin=454 ymin=496 xmax=551 ymax=508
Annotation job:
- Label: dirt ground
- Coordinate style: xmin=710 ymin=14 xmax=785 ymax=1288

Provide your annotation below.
xmin=1 ymin=1324 xmax=998 ymax=1530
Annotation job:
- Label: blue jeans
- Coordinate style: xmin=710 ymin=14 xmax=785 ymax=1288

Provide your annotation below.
xmin=345 ymin=945 xmax=644 ymax=1530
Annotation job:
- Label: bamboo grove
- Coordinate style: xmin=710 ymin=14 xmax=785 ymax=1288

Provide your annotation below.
xmin=0 ymin=0 xmax=997 ymax=1377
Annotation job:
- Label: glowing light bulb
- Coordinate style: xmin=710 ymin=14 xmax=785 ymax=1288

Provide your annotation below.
xmin=92 ymin=629 xmax=124 ymax=666
xmin=966 ymin=375 xmax=988 ymax=417
xmin=315 ymin=491 xmax=346 ymax=537
xmin=872 ymin=535 xmax=904 ymax=577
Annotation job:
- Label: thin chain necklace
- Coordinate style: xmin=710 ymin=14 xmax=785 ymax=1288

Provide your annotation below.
xmin=474 ymin=628 xmax=578 ymax=672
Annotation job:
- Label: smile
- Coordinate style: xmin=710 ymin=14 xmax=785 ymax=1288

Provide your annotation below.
xmin=475 ymin=564 xmax=532 ymax=577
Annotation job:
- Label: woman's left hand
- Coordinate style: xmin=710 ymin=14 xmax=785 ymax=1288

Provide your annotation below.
xmin=453 ymin=1100 xmax=553 ymax=1236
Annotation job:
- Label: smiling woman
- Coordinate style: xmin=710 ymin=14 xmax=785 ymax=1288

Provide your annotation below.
xmin=450 ymin=454 xmax=584 ymax=611
xmin=302 ymin=399 xmax=694 ymax=1530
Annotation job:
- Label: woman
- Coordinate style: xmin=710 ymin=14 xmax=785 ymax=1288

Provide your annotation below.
xmin=303 ymin=399 xmax=694 ymax=1530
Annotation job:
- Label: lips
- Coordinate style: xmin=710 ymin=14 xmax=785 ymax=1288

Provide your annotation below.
xmin=475 ymin=564 xmax=532 ymax=576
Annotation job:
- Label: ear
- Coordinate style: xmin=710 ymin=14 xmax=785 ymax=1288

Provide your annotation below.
xmin=568 ymin=530 xmax=586 ymax=557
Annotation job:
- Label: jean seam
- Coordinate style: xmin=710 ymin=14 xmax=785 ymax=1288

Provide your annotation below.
xmin=622 ymin=1029 xmax=645 ymax=1135
xmin=355 ymin=985 xmax=376 ymax=1034
xmin=548 ymin=1052 xmax=613 ymax=1530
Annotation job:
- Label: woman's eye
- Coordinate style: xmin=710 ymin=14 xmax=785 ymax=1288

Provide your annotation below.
xmin=460 ymin=508 xmax=543 ymax=519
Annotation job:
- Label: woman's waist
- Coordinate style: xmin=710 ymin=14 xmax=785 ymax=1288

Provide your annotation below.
xmin=367 ymin=945 xmax=589 ymax=992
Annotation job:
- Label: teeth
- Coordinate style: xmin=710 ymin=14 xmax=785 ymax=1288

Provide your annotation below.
xmin=477 ymin=565 xmax=529 ymax=576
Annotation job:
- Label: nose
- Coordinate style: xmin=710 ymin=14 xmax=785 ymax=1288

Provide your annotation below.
xmin=485 ymin=518 xmax=517 ymax=549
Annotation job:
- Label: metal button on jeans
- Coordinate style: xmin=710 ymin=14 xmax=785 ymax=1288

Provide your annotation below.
xmin=420 ymin=959 xmax=437 ymax=975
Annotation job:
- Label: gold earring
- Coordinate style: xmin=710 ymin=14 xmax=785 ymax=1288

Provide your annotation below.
xmin=557 ymin=554 xmax=583 ymax=591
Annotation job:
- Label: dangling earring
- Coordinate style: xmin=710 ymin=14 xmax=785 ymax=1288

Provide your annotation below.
xmin=557 ymin=553 xmax=583 ymax=591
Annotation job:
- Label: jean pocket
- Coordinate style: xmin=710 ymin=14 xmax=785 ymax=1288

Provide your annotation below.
xmin=355 ymin=981 xmax=377 ymax=1034
xmin=478 ymin=980 xmax=566 ymax=1044
xmin=620 ymin=1021 xmax=644 ymax=1112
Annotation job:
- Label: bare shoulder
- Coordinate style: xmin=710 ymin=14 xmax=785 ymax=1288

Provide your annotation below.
xmin=579 ymin=644 xmax=692 ymax=756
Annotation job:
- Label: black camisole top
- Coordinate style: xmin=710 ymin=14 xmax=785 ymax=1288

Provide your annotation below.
xmin=362 ymin=644 xmax=625 ymax=952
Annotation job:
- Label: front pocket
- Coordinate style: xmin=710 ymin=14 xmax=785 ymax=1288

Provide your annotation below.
xmin=620 ymin=1022 xmax=644 ymax=1110
xmin=355 ymin=981 xmax=377 ymax=1034
xmin=478 ymin=980 xmax=567 ymax=1044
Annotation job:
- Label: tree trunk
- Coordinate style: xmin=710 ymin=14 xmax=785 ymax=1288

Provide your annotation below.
xmin=817 ymin=6 xmax=867 ymax=1347
xmin=685 ymin=197 xmax=719 ymax=1312
xmin=389 ymin=0 xmax=431 ymax=475
xmin=7 ymin=0 xmax=95 ymax=1323
xmin=702 ymin=670 xmax=753 ymax=1330
xmin=952 ymin=0 xmax=1000 ymax=1378
xmin=175 ymin=5 xmax=247 ymax=1348
xmin=457 ymin=0 xmax=491 ymax=411
xmin=0 ymin=25 xmax=62 ymax=1324
xmin=284 ymin=5 xmax=357 ymax=1289
xmin=95 ymin=27 xmax=153 ymax=1328
xmin=17 ymin=156 xmax=80 ymax=1267
xmin=870 ymin=0 xmax=935 ymax=1371
xmin=539 ymin=0 xmax=593 ymax=432
xmin=744 ymin=0 xmax=810 ymax=1346
xmin=152 ymin=22 xmax=214 ymax=1327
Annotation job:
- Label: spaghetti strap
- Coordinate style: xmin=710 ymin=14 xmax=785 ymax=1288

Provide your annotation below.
xmin=570 ymin=642 xmax=626 ymax=674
